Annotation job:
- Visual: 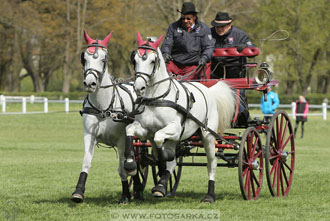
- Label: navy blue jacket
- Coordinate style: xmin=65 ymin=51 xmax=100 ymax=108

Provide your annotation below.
xmin=210 ymin=26 xmax=254 ymax=78
xmin=161 ymin=18 xmax=215 ymax=66
xmin=211 ymin=26 xmax=254 ymax=64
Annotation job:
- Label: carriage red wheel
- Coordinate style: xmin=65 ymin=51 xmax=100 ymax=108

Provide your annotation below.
xmin=128 ymin=146 xmax=149 ymax=191
xmin=265 ymin=111 xmax=295 ymax=197
xmin=152 ymin=156 xmax=183 ymax=196
xmin=238 ymin=127 xmax=264 ymax=200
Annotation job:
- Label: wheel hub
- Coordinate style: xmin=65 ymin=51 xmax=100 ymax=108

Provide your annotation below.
xmin=281 ymin=152 xmax=288 ymax=162
xmin=251 ymin=161 xmax=260 ymax=170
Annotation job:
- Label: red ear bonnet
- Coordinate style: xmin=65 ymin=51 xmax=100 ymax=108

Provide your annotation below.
xmin=136 ymin=32 xmax=164 ymax=55
xmin=83 ymin=30 xmax=113 ymax=53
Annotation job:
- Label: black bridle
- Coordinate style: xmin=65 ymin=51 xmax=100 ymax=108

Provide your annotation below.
xmin=131 ymin=43 xmax=161 ymax=87
xmin=81 ymin=41 xmax=109 ymax=84
xmin=80 ymin=41 xmax=136 ymax=122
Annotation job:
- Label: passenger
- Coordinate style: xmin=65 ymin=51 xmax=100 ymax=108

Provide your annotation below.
xmin=294 ymin=96 xmax=309 ymax=138
xmin=210 ymin=12 xmax=255 ymax=79
xmin=161 ymin=2 xmax=215 ymax=80
xmin=260 ymin=86 xmax=280 ymax=122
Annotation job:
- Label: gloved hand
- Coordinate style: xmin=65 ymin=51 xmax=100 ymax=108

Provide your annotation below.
xmin=236 ymin=44 xmax=247 ymax=53
xmin=163 ymin=53 xmax=172 ymax=63
xmin=198 ymin=56 xmax=207 ymax=66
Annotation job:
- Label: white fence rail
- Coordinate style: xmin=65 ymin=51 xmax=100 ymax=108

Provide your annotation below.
xmin=0 ymin=95 xmax=82 ymax=115
xmin=1 ymin=95 xmax=329 ymax=120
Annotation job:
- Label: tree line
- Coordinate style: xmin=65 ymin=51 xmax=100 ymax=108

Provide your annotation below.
xmin=0 ymin=0 xmax=329 ymax=96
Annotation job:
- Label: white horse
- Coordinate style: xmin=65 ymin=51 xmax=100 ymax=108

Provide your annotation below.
xmin=125 ymin=33 xmax=236 ymax=203
xmin=71 ymin=30 xmax=143 ymax=204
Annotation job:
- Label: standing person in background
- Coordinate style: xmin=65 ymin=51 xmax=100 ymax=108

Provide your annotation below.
xmin=294 ymin=96 xmax=309 ymax=138
xmin=260 ymin=86 xmax=280 ymax=122
xmin=161 ymin=2 xmax=214 ymax=80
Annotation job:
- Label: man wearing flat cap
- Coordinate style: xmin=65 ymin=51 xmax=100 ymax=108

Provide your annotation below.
xmin=161 ymin=2 xmax=215 ymax=80
xmin=210 ymin=12 xmax=255 ymax=79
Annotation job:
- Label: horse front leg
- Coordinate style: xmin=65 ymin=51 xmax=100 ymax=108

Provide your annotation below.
xmin=71 ymin=132 xmax=97 ymax=203
xmin=154 ymin=122 xmax=181 ymax=162
xmin=152 ymin=123 xmax=181 ymax=198
xmin=117 ymin=136 xmax=144 ymax=204
xmin=124 ymin=122 xmax=148 ymax=176
xmin=201 ymin=132 xmax=217 ymax=203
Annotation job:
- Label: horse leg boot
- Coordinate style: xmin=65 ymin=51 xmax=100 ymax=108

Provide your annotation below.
xmin=124 ymin=136 xmax=137 ymax=176
xmin=201 ymin=180 xmax=216 ymax=203
xmin=118 ymin=180 xmax=131 ymax=204
xmin=71 ymin=172 xmax=88 ymax=203
xmin=152 ymin=147 xmax=170 ymax=197
xmin=132 ymin=174 xmax=144 ymax=200
xmin=159 ymin=146 xmax=175 ymax=162
xmin=152 ymin=170 xmax=171 ymax=197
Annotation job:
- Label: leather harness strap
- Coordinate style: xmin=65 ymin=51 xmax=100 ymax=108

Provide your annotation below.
xmin=139 ymin=99 xmax=229 ymax=143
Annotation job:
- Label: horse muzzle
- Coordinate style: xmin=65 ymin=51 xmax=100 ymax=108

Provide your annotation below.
xmin=134 ymin=77 xmax=147 ymax=96
xmin=84 ymin=72 xmax=98 ymax=92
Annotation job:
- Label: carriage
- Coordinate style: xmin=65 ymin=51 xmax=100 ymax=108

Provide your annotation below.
xmin=129 ymin=45 xmax=295 ymax=201
xmin=73 ymin=31 xmax=294 ymax=203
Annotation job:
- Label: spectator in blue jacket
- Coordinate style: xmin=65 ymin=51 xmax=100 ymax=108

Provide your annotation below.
xmin=260 ymin=86 xmax=280 ymax=122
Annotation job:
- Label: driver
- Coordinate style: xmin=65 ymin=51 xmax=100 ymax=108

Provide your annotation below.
xmin=210 ymin=12 xmax=256 ymax=126
xmin=161 ymin=2 xmax=215 ymax=80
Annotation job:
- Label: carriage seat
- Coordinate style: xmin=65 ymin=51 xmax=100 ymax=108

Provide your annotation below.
xmin=212 ymin=47 xmax=260 ymax=57
xmin=210 ymin=47 xmax=260 ymax=79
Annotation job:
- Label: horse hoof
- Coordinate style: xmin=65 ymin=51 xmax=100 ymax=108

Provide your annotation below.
xmin=200 ymin=194 xmax=215 ymax=203
xmin=71 ymin=193 xmax=84 ymax=203
xmin=118 ymin=195 xmax=131 ymax=204
xmin=152 ymin=184 xmax=166 ymax=197
xmin=127 ymin=169 xmax=137 ymax=176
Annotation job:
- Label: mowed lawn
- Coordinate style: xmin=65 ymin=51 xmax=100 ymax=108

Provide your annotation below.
xmin=1 ymin=110 xmax=330 ymax=220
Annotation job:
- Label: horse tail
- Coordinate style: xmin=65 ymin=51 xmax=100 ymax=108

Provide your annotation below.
xmin=209 ymin=81 xmax=236 ymax=134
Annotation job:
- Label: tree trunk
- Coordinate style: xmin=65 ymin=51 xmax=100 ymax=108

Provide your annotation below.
xmin=62 ymin=0 xmax=72 ymax=93
xmin=302 ymin=48 xmax=321 ymax=95
xmin=285 ymin=80 xmax=295 ymax=95
xmin=7 ymin=28 xmax=23 ymax=92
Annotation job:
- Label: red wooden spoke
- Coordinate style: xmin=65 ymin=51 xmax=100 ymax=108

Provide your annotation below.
xmin=251 ymin=134 xmax=259 ymax=155
xmin=270 ymin=158 xmax=279 ymax=175
xmin=279 ymin=121 xmax=289 ymax=151
xmin=253 ymin=149 xmax=263 ymax=161
xmin=272 ymin=160 xmax=279 ymax=189
xmin=244 ymin=169 xmax=250 ymax=192
xmin=276 ymin=161 xmax=281 ymax=196
xmin=251 ymin=171 xmax=256 ymax=197
xmin=243 ymin=166 xmax=249 ymax=177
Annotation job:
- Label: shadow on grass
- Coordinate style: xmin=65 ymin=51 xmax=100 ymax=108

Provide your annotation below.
xmin=33 ymin=188 xmax=245 ymax=208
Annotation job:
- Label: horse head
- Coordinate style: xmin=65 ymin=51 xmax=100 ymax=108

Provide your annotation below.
xmin=81 ymin=30 xmax=113 ymax=92
xmin=131 ymin=32 xmax=164 ymax=96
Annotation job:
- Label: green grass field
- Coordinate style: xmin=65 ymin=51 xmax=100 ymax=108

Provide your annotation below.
xmin=1 ymin=108 xmax=330 ymax=220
